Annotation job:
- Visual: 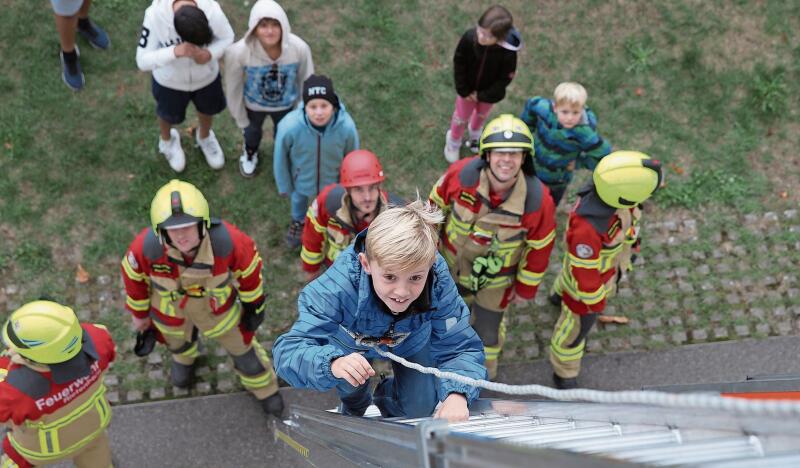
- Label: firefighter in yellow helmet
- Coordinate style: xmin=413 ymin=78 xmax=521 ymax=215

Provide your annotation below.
xmin=0 ymin=301 xmax=116 ymax=468
xmin=430 ymin=114 xmax=557 ymax=379
xmin=548 ymin=151 xmax=662 ymax=389
xmin=120 ymin=179 xmax=284 ymax=416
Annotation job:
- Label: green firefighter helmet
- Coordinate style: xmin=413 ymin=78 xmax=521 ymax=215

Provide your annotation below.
xmin=593 ymin=151 xmax=663 ymax=209
xmin=2 ymin=300 xmax=83 ymax=365
xmin=150 ymin=179 xmax=211 ymax=235
xmin=479 ymin=114 xmax=534 ymax=154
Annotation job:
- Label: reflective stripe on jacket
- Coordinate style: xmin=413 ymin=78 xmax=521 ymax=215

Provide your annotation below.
xmin=301 ymin=184 xmax=403 ymax=273
xmin=429 ymin=157 xmax=556 ymax=299
xmin=0 ymin=324 xmax=115 ymax=465
xmin=121 ymin=220 xmax=264 ymax=332
xmin=557 ymin=185 xmax=641 ymax=315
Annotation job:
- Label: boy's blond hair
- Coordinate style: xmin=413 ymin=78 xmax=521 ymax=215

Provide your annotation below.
xmin=553 ymin=82 xmax=587 ymax=108
xmin=364 ymin=197 xmax=443 ymax=271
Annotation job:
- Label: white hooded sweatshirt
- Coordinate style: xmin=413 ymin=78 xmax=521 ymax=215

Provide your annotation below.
xmin=222 ymin=0 xmax=314 ymax=128
xmin=136 ymin=0 xmax=234 ymax=92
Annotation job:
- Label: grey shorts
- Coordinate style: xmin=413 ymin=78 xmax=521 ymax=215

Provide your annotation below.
xmin=51 ymin=0 xmax=84 ymax=16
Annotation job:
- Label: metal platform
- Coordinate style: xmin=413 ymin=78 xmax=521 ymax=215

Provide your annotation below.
xmin=273 ymin=398 xmax=800 ymax=467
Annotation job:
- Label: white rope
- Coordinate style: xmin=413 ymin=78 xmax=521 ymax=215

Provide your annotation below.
xmin=369 ymin=345 xmax=800 ymax=417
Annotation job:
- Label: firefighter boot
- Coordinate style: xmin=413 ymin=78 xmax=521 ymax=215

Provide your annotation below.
xmin=259 ymin=391 xmax=285 ymax=418
xmin=171 ymin=361 xmax=195 ymax=389
xmin=553 ymin=373 xmax=578 ymax=390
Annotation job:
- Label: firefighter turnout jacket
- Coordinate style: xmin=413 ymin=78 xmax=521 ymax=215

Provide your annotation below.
xmin=553 ymin=184 xmax=641 ymax=315
xmin=430 ymin=157 xmax=557 ymax=306
xmin=0 ymin=324 xmax=115 ymax=467
xmin=121 ymin=219 xmax=264 ymax=344
xmin=300 ymin=184 xmax=403 ymax=273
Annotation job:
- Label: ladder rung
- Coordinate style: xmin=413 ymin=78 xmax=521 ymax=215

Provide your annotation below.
xmin=504 ymin=424 xmax=618 ymax=445
xmin=617 ymin=437 xmax=761 ymax=465
xmin=470 ymin=420 xmax=577 ymax=438
xmin=550 ymin=430 xmax=679 ymax=453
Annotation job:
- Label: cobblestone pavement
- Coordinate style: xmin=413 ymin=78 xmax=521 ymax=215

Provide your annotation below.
xmin=1 ymin=209 xmax=798 ymax=404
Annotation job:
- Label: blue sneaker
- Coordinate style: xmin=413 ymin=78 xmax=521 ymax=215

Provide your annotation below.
xmin=60 ymin=48 xmax=84 ymax=91
xmin=77 ymin=19 xmax=110 ymax=50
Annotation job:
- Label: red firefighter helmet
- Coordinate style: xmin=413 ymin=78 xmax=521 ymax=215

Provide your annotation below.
xmin=340 ymin=150 xmax=385 ymax=188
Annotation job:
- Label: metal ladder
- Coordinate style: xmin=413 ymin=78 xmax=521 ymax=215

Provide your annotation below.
xmin=275 ymin=398 xmax=800 ymax=467
xmin=395 ymin=400 xmax=800 ymax=467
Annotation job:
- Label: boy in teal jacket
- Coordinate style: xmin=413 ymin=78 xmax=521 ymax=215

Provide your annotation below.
xmin=273 ymin=200 xmax=486 ymax=422
xmin=520 ymin=82 xmax=612 ymax=205
xmin=273 ymin=74 xmax=359 ymax=248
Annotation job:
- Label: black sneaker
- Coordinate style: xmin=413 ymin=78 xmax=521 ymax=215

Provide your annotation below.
xmin=260 ymin=392 xmax=285 ymax=418
xmin=285 ymin=220 xmax=304 ymax=249
xmin=465 ymin=138 xmax=480 ymax=154
xmin=60 ymin=48 xmax=84 ymax=91
xmin=77 ymin=18 xmax=110 ymax=50
xmin=171 ymin=361 xmax=195 ymax=389
xmin=553 ymin=373 xmax=578 ymax=390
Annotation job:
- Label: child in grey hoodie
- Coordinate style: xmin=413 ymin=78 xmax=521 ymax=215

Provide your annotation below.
xmin=223 ymin=0 xmax=314 ymax=177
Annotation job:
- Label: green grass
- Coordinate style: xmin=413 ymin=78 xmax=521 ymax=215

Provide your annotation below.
xmin=0 ymin=1 xmax=799 ymax=361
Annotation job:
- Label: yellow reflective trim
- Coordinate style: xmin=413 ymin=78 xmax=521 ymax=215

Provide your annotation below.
xmin=178 ymin=342 xmax=199 ymax=358
xmin=300 ymin=246 xmax=324 ymax=265
xmin=526 ymin=228 xmax=556 ymax=249
xmin=429 ymin=185 xmax=446 ymax=209
xmin=1 ymin=454 xmax=19 ymax=468
xmin=235 ymin=254 xmax=262 ymax=279
xmin=516 ymin=268 xmax=544 ymax=287
xmin=239 ymin=370 xmax=274 ymax=388
xmin=326 ymin=242 xmax=345 ymax=263
xmin=550 ymin=312 xmax=586 ymax=361
xmin=203 ymin=305 xmax=241 ymax=339
xmin=484 ymin=344 xmax=501 ymax=360
xmin=10 ymin=386 xmax=111 ymax=462
xmin=152 ymin=321 xmax=185 ymax=338
xmin=121 ymin=256 xmax=146 ymax=282
xmin=306 ymin=207 xmax=327 ymax=233
xmin=238 ymin=283 xmax=263 ymax=303
xmin=567 ymin=252 xmax=601 ymax=269
xmin=0 ymin=369 xmax=7 ymax=383
xmin=126 ymin=296 xmax=150 ymax=312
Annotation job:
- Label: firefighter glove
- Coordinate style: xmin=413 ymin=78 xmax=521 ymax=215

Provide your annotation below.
xmin=241 ymin=298 xmax=266 ymax=332
xmin=468 ymin=253 xmax=504 ymax=292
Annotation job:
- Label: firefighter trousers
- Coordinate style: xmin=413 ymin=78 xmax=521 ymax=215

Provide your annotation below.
xmin=2 ymin=430 xmax=112 ymax=468
xmin=156 ymin=299 xmax=279 ymax=400
xmin=549 ymin=304 xmax=598 ymax=379
xmin=459 ymin=284 xmax=508 ymax=380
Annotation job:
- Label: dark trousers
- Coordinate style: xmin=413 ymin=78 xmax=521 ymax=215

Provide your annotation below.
xmin=243 ymin=107 xmax=292 ymax=153
xmin=336 ymin=343 xmax=438 ymax=418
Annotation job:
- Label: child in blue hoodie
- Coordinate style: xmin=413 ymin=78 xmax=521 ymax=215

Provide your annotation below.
xmin=273 ymin=74 xmax=359 ymax=248
xmin=273 ymin=200 xmax=486 ymax=422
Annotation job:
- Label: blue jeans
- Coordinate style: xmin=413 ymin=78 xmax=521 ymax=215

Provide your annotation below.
xmin=290 ymin=192 xmax=309 ymax=222
xmin=335 ymin=344 xmax=438 ymax=418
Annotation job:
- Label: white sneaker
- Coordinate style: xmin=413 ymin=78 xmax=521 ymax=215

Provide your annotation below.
xmin=158 ymin=129 xmax=186 ymax=173
xmin=443 ymin=130 xmax=461 ymax=163
xmin=195 ymin=129 xmax=225 ymax=169
xmin=239 ymin=148 xmax=258 ymax=178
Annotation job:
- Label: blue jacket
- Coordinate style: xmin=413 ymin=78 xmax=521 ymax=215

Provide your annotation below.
xmin=273 ymin=100 xmax=359 ymax=198
xmin=520 ymin=97 xmax=612 ymax=186
xmin=273 ymin=231 xmax=486 ymax=404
